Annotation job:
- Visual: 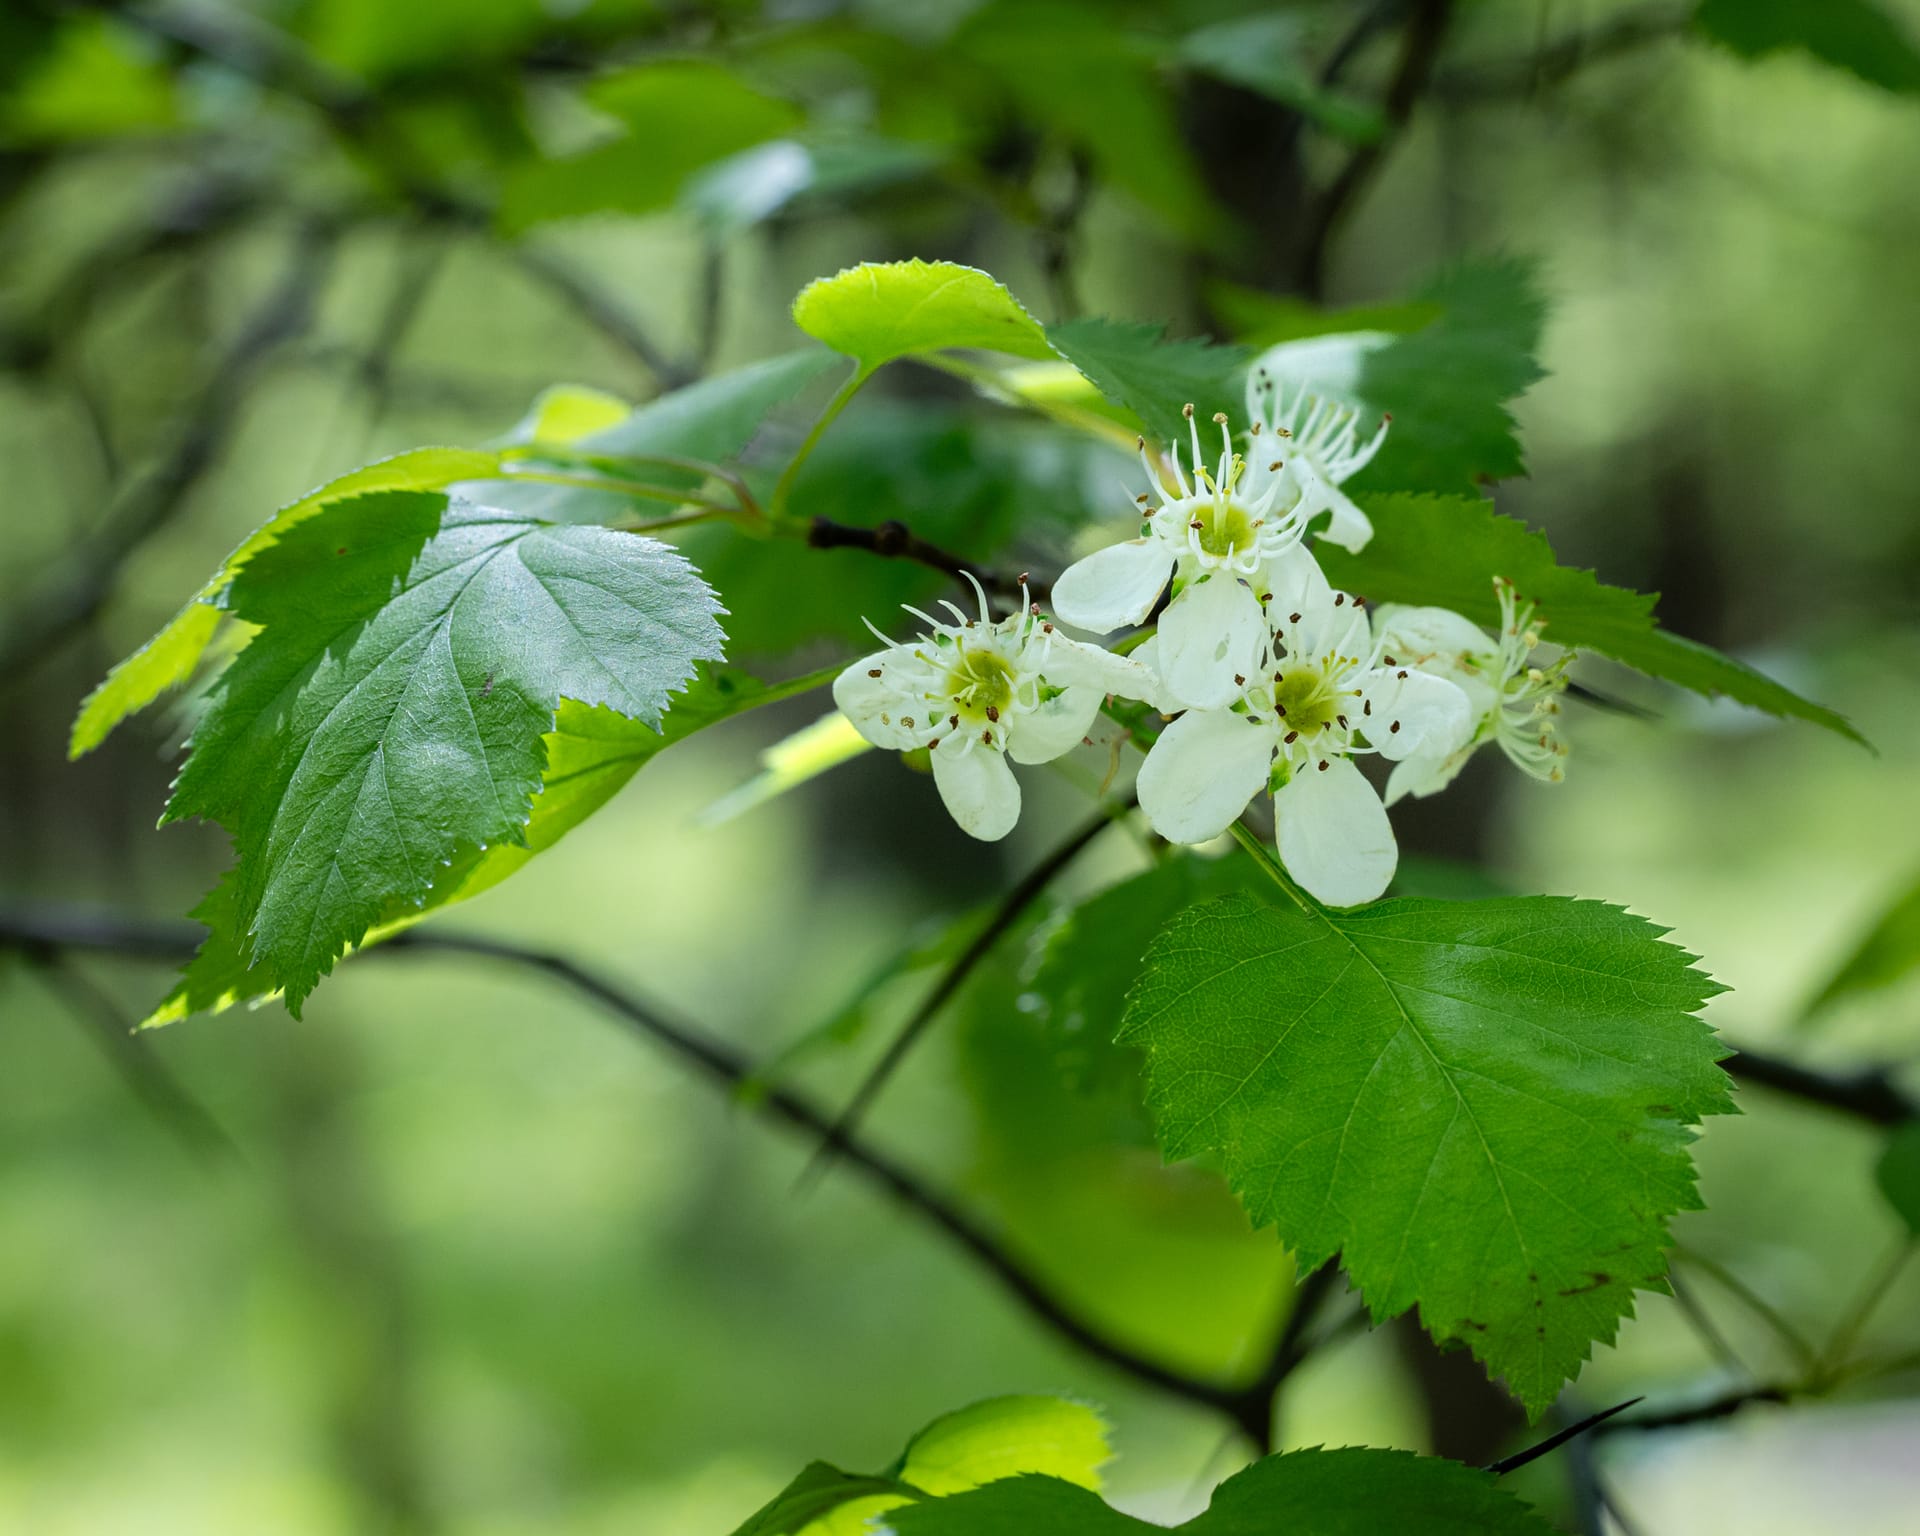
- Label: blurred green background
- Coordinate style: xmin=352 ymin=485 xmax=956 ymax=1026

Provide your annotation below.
xmin=2 ymin=1 xmax=1918 ymax=1531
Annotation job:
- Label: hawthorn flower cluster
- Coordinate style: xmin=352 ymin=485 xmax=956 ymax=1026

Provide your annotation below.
xmin=834 ymin=367 xmax=1570 ymax=906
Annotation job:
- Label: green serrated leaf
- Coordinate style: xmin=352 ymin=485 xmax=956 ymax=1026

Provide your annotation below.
xmin=1802 ymin=869 xmax=1920 ymax=1019
xmin=1875 ymin=1122 xmax=1920 ymax=1237
xmin=1695 ymin=0 xmax=1920 ymax=95
xmin=161 ymin=490 xmax=724 ymax=1013
xmin=70 ymin=447 xmax=501 ymax=758
xmin=793 ymin=260 xmax=1054 ymax=373
xmin=888 ymin=1445 xmax=1558 ymax=1534
xmin=146 ymin=663 xmax=831 ymax=1028
xmin=1120 ymin=889 xmax=1732 ymax=1415
xmin=1352 ymin=257 xmax=1546 ymax=494
xmin=1314 ymin=492 xmax=1862 ymax=742
xmin=1045 ymin=318 xmax=1248 ymax=446
xmin=1028 ymin=855 xmax=1261 ymax=1094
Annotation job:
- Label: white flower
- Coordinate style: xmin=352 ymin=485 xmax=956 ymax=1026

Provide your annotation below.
xmin=1373 ymin=578 xmax=1572 ymax=805
xmin=1245 ymin=362 xmax=1391 ymax=555
xmin=1052 ymin=407 xmax=1340 ymax=712
xmin=833 ymin=577 xmax=1151 ymax=842
xmin=1136 ymin=580 xmax=1472 ymax=907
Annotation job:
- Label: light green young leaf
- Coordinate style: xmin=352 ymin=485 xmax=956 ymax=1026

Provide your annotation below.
xmin=1045 ymin=319 xmax=1248 ymax=446
xmin=1121 ymin=890 xmax=1731 ymax=1415
xmin=793 ymin=260 xmax=1055 ymax=374
xmin=498 ymin=60 xmax=799 ymax=231
xmin=894 ymin=1397 xmax=1109 ymax=1496
xmin=70 ymin=447 xmax=501 ymax=757
xmin=147 ymin=664 xmax=831 ymax=1027
xmin=730 ymin=1396 xmax=1108 ymax=1536
xmin=161 ymin=490 xmax=724 ymax=1013
xmin=1314 ymin=493 xmax=1862 ymax=742
xmin=506 ymin=385 xmax=631 ymax=448
xmin=1802 ymin=869 xmax=1920 ymax=1019
xmin=887 ymin=1445 xmax=1558 ymax=1534
xmin=1695 ymin=0 xmax=1920 ymax=95
xmin=1875 ymin=1122 xmax=1920 ymax=1237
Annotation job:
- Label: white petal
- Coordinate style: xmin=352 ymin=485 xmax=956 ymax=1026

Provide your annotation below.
xmin=1385 ymin=745 xmax=1474 ymax=806
xmin=930 ymin=735 xmax=1022 ymax=841
xmin=1246 ymin=333 xmax=1395 ymax=413
xmin=1127 ymin=635 xmax=1186 ymax=714
xmin=1037 ymin=634 xmax=1157 ymax=702
xmin=1007 ymin=684 xmax=1104 ymax=765
xmin=1262 ymin=542 xmax=1334 ymax=624
xmin=1157 ymin=575 xmax=1265 ymax=711
xmin=1296 ymin=462 xmax=1373 ymax=551
xmin=1137 ymin=707 xmax=1274 ymax=844
xmin=1359 ymin=669 xmax=1474 ymax=762
xmin=833 ymin=647 xmax=928 ymax=751
xmin=1374 ymin=604 xmax=1492 ymax=662
xmin=1051 ymin=539 xmax=1174 ymax=633
xmin=1275 ymin=756 xmax=1396 ymax=907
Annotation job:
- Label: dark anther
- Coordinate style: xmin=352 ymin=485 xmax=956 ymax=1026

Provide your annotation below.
xmin=868 ymin=668 xmax=883 ymax=678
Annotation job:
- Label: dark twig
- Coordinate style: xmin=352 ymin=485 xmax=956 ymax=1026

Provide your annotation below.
xmin=806 ymin=516 xmax=1048 ymax=602
xmin=1296 ymin=0 xmax=1457 ymax=296
xmin=0 ymin=215 xmax=341 ymax=682
xmin=1485 ymin=1397 xmax=1643 ymax=1475
xmin=1723 ymin=1046 xmax=1917 ymax=1128
xmin=0 ymin=903 xmax=1266 ymax=1424
xmin=1595 ymin=1382 xmax=1790 ymax=1435
xmin=797 ymin=794 xmax=1134 ymax=1189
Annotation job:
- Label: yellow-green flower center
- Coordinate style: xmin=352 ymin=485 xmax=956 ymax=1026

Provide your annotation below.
xmin=948 ymin=647 xmax=1017 ymax=719
xmin=1273 ymin=665 xmax=1342 ymax=735
xmin=1195 ymin=500 xmax=1256 ymax=559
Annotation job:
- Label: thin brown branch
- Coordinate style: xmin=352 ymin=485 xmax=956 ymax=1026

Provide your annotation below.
xmin=806 ymin=516 xmax=1049 ymax=603
xmin=0 ymin=903 xmax=1263 ymax=1425
xmin=1722 ymin=1046 xmax=1917 ymax=1128
xmin=797 ymin=794 xmax=1134 ymax=1189
xmin=1434 ymin=4 xmax=1692 ymax=100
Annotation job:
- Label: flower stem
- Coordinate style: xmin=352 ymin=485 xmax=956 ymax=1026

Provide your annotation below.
xmin=1229 ymin=820 xmax=1320 ymax=918
xmin=770 ymin=365 xmax=872 ymax=524
xmin=495 ymin=467 xmax=739 ymax=516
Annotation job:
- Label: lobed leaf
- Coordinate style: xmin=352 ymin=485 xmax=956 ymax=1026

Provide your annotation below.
xmin=1315 ymin=493 xmax=1862 ymax=742
xmin=1120 ymin=889 xmax=1732 ymax=1415
xmin=161 ymin=490 xmax=724 ymax=1013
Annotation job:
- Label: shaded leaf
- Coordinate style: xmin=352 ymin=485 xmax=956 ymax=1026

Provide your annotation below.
xmin=1695 ymin=0 xmax=1920 ymax=95
xmin=1315 ymin=493 xmax=1861 ymax=742
xmin=1046 ymin=318 xmax=1248 ymax=446
xmin=1120 ymin=889 xmax=1731 ymax=1415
